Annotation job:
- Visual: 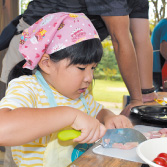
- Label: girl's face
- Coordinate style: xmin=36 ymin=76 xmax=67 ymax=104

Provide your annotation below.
xmin=46 ymin=58 xmax=97 ymax=99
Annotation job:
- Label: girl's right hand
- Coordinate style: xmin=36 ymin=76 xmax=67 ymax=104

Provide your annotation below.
xmin=71 ymin=112 xmax=106 ymax=144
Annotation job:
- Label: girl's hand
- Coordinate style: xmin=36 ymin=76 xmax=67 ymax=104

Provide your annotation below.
xmin=104 ymin=114 xmax=133 ymax=129
xmin=71 ymin=112 xmax=106 ymax=144
xmin=97 ymin=109 xmax=133 ymax=129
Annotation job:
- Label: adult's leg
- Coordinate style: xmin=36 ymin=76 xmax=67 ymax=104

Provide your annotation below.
xmin=101 ymin=15 xmax=143 ymax=116
xmin=0 ymin=34 xmax=24 ymax=83
xmin=0 ymin=18 xmax=29 ymax=84
xmin=130 ymin=18 xmax=157 ymax=102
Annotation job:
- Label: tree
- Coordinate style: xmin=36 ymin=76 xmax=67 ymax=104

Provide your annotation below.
xmin=94 ymin=39 xmax=122 ymax=81
xmin=150 ymin=0 xmax=167 ymax=26
xmin=20 ymin=0 xmax=32 ymax=14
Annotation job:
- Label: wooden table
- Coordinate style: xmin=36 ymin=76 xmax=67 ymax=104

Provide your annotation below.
xmin=68 ymin=92 xmax=167 ymax=167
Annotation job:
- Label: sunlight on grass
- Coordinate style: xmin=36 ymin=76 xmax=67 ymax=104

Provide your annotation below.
xmin=93 ymin=79 xmax=129 ymax=103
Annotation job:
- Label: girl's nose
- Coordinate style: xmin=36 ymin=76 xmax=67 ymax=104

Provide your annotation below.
xmin=84 ymin=70 xmax=93 ymax=83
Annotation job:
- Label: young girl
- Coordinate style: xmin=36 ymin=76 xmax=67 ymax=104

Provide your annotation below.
xmin=0 ymin=12 xmax=133 ymax=167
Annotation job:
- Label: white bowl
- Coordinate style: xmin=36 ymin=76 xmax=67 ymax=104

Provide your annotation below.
xmin=136 ymin=137 xmax=167 ymax=167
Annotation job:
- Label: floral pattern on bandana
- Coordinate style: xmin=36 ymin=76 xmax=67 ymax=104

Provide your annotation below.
xmin=19 ymin=12 xmax=100 ymax=70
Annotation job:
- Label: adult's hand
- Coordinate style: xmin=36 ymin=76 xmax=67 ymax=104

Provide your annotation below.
xmin=120 ymin=99 xmax=143 ymax=117
xmin=121 ymin=92 xmax=158 ymax=116
xmin=142 ymin=92 xmax=158 ymax=103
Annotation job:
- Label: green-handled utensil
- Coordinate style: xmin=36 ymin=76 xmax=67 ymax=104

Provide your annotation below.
xmin=58 ymin=129 xmax=81 ymax=141
xmin=58 ymin=128 xmax=147 ymax=148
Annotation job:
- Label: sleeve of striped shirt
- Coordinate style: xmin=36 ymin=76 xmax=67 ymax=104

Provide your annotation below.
xmin=0 ymin=78 xmax=50 ymax=145
xmin=0 ymin=78 xmax=37 ymax=109
xmin=85 ymin=91 xmax=104 ymax=117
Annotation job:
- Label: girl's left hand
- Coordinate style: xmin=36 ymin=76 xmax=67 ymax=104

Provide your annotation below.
xmin=104 ymin=114 xmax=133 ymax=129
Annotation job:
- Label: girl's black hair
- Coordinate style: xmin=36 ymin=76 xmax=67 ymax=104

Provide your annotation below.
xmin=7 ymin=38 xmax=103 ymax=84
xmin=49 ymin=38 xmax=103 ymax=65
xmin=7 ymin=60 xmax=32 ymax=84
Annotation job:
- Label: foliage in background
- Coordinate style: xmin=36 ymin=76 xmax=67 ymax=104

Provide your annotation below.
xmin=93 ymin=79 xmax=128 ymax=103
xmin=94 ymin=38 xmax=123 ymax=81
xmin=149 ymin=0 xmax=167 ymax=29
xmin=20 ymin=0 xmax=32 ymax=14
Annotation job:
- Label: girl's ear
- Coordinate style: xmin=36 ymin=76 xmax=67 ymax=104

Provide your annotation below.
xmin=38 ymin=54 xmax=52 ymax=74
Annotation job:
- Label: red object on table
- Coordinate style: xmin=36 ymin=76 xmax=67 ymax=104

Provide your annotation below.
xmin=153 ymin=157 xmax=166 ymax=166
xmin=158 ymin=153 xmax=167 ymax=162
xmin=162 ymin=61 xmax=167 ymax=88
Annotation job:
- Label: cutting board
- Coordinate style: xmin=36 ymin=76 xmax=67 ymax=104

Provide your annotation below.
xmin=92 ymin=125 xmax=161 ymax=163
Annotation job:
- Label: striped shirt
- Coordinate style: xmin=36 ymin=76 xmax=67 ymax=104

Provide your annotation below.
xmin=0 ymin=75 xmax=103 ymax=166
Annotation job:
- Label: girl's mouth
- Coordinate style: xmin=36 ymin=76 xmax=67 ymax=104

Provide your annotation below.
xmin=78 ymin=88 xmax=87 ymax=93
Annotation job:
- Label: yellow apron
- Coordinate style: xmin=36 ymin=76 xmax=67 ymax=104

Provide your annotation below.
xmin=36 ymin=71 xmax=92 ymax=167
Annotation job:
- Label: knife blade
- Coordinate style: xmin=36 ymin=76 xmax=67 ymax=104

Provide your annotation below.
xmin=102 ymin=128 xmax=147 ymax=148
xmin=58 ymin=128 xmax=147 ymax=148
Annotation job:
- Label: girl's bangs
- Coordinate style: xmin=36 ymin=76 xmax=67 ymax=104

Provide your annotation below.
xmin=49 ymin=38 xmax=103 ymax=65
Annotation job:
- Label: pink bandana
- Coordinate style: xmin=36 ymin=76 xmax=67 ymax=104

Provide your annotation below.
xmin=19 ymin=12 xmax=100 ymax=70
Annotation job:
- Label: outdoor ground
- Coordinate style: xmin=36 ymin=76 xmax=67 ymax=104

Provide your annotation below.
xmin=98 ymin=101 xmax=122 ymax=115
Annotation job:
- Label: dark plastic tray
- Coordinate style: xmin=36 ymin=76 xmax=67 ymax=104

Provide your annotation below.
xmin=130 ymin=105 xmax=167 ymax=123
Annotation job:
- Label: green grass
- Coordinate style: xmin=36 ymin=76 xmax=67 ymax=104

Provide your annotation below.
xmin=92 ymin=79 xmax=129 ymax=103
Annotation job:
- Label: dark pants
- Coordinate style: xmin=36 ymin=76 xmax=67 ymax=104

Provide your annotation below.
xmin=153 ymin=72 xmax=163 ymax=92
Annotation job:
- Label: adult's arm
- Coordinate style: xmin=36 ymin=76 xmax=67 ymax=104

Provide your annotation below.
xmin=101 ymin=15 xmax=143 ymax=115
xmin=130 ymin=18 xmax=157 ymax=103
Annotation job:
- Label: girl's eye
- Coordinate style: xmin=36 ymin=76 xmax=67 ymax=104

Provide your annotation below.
xmin=78 ymin=67 xmax=85 ymax=71
xmin=92 ymin=66 xmax=96 ymax=70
